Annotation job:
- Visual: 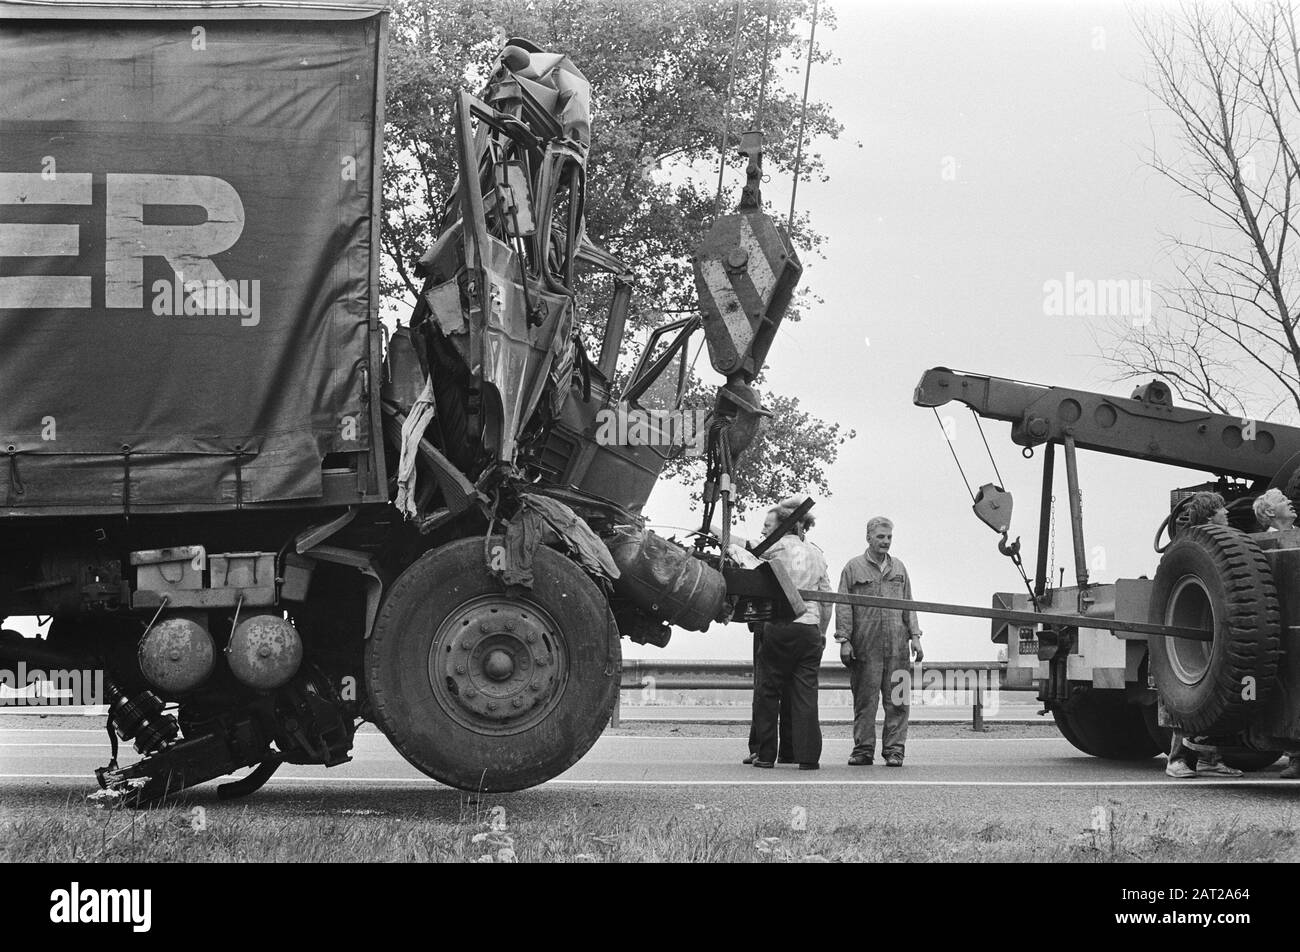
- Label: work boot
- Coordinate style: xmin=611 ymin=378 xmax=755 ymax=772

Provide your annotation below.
xmin=884 ymin=753 xmax=903 ymax=768
xmin=1165 ymin=758 xmax=1196 ymax=778
xmin=742 ymin=752 xmax=757 ymax=765
xmin=847 ymin=753 xmax=873 ymax=766
xmin=1282 ymin=756 xmax=1300 ymax=779
xmin=798 ymin=763 xmax=819 ymax=771
xmin=752 ymin=760 xmax=774 ymax=769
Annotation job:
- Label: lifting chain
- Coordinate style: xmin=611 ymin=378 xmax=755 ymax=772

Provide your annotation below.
xmin=932 ymin=408 xmax=1039 ymax=610
xmin=1047 ymin=493 xmax=1057 ymax=592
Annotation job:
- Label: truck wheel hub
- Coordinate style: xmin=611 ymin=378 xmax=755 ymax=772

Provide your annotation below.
xmin=429 ymin=596 xmax=566 ymax=732
xmin=1165 ymin=575 xmax=1214 ymax=685
xmin=483 ymin=649 xmax=515 ymax=681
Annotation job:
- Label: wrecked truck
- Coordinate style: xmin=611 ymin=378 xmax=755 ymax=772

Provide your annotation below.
xmin=0 ymin=1 xmax=804 ymax=800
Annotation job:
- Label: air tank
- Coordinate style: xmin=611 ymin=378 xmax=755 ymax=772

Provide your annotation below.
xmin=226 ymin=614 xmax=303 ymax=690
xmin=137 ymin=614 xmax=215 ymax=693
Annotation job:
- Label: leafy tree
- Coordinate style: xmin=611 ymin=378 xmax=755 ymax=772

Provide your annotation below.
xmin=381 ymin=0 xmax=852 ymax=511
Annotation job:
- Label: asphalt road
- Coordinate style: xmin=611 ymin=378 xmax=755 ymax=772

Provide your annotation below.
xmin=3 ymin=722 xmax=1299 ymax=835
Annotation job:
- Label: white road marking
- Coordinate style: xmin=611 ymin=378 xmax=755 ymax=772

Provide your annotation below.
xmin=599 ymin=737 xmax=1061 ymax=743
xmin=0 ymin=773 xmax=1278 ymax=788
xmin=0 ymin=729 xmax=106 ymax=734
xmin=0 ymin=730 xmax=1057 ymax=743
xmin=0 ymin=743 xmax=103 ymax=748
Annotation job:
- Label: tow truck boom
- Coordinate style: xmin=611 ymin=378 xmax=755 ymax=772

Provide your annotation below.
xmin=914 ymin=366 xmax=1300 ymax=483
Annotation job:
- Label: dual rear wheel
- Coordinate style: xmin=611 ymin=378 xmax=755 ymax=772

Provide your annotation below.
xmin=1054 ymin=524 xmax=1284 ymax=770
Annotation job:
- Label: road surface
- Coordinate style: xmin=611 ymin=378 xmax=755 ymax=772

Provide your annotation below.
xmin=3 ymin=721 xmax=1297 ymax=836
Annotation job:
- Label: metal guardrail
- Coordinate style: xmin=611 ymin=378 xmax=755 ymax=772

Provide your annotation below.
xmin=0 ymin=704 xmax=107 ymax=716
xmin=1 ymin=663 xmax=1029 ymax=731
xmin=614 ymin=660 xmax=1030 ymax=730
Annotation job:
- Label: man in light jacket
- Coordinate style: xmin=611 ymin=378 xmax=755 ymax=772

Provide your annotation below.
xmin=836 ymin=516 xmax=923 ymax=767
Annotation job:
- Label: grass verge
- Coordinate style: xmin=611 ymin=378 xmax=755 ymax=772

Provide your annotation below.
xmin=3 ymin=797 xmax=1297 ymax=863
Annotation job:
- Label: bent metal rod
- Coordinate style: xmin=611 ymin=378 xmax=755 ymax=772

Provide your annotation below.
xmin=798 ymin=590 xmax=1214 ymax=642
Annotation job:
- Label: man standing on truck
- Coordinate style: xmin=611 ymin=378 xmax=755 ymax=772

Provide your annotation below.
xmin=1253 ymin=488 xmax=1296 ymax=534
xmin=836 ymin=517 xmax=923 ymax=767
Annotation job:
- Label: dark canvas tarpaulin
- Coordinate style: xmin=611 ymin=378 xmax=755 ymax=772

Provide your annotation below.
xmin=0 ymin=6 xmax=385 ymax=512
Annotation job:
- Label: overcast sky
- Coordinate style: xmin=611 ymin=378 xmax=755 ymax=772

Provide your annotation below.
xmin=629 ymin=0 xmax=1225 ymax=662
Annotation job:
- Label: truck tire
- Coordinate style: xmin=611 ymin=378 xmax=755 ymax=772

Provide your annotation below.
xmin=1219 ymin=750 xmax=1282 ymax=771
xmin=1148 ymin=525 xmax=1280 ymax=736
xmin=1050 ymin=707 xmax=1088 ymax=752
xmin=1052 ymin=689 xmax=1162 ymax=759
xmin=1140 ymin=702 xmax=1173 ymax=753
xmin=365 ymin=537 xmax=620 ymax=792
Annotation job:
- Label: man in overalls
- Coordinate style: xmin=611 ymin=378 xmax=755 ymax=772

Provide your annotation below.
xmin=836 ymin=516 xmax=923 ymax=767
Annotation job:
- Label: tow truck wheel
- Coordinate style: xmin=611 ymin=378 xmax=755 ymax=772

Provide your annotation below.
xmin=1049 ymin=707 xmax=1088 ymax=752
xmin=1149 ymin=525 xmax=1281 ymax=736
xmin=1219 ymin=750 xmax=1283 ymax=771
xmin=365 ymin=537 xmax=620 ymax=792
xmin=1140 ymin=702 xmax=1173 ymax=753
xmin=1052 ymin=689 xmax=1163 ymax=759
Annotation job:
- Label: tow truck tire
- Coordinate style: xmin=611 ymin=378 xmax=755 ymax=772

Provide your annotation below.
xmin=1219 ymin=750 xmax=1283 ymax=772
xmin=1050 ymin=691 xmax=1164 ymax=759
xmin=1050 ymin=707 xmax=1087 ymax=752
xmin=1053 ymin=689 xmax=1163 ymax=759
xmin=1141 ymin=702 xmax=1173 ymax=753
xmin=1148 ymin=525 xmax=1280 ymax=736
xmin=366 ymin=537 xmax=621 ymax=793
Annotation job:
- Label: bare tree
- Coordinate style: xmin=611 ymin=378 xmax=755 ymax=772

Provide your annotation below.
xmin=1107 ymin=1 xmax=1300 ymax=421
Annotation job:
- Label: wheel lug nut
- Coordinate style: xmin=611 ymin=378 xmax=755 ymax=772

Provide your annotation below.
xmin=526 ymin=633 xmax=536 ymax=644
xmin=512 ymin=698 xmax=522 ymax=708
xmin=479 ymin=622 xmax=489 ymax=632
xmin=505 ymin=621 xmax=515 ymax=631
xmin=487 ymin=701 xmax=497 ymax=711
xmin=465 ymin=688 xmax=477 ymax=698
xmin=530 ymin=682 xmax=540 ymax=691
xmin=455 ymin=665 xmax=466 ymax=674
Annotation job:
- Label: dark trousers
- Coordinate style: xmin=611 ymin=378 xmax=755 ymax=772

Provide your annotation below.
xmin=848 ymin=650 xmax=910 ymax=759
xmin=753 ymin=621 xmax=823 ymax=765
xmin=749 ymin=629 xmax=793 ymax=760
